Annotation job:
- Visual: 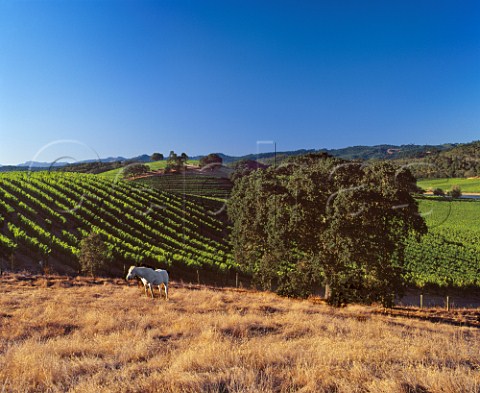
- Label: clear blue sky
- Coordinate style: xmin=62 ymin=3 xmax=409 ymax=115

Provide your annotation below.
xmin=0 ymin=0 xmax=479 ymax=165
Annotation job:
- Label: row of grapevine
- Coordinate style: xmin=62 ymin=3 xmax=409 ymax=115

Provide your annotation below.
xmin=405 ymin=198 xmax=480 ymax=287
xmin=135 ymin=173 xmax=233 ymax=198
xmin=3 ymin=171 xmax=479 ymax=287
xmin=0 ymin=172 xmax=236 ymax=274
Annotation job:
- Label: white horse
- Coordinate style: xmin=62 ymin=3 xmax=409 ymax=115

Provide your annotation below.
xmin=126 ymin=266 xmax=169 ymax=300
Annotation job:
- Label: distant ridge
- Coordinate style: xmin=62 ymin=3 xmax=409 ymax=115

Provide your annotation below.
xmin=193 ymin=143 xmax=456 ymax=164
xmin=0 ymin=141 xmax=471 ymax=172
xmin=0 ymin=154 xmax=149 ymax=172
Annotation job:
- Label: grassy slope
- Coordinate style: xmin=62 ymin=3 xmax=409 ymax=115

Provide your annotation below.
xmin=418 ymin=198 xmax=480 ymax=228
xmin=98 ymin=160 xmax=200 ymax=179
xmin=1 ymin=273 xmax=479 ymax=393
xmin=418 ymin=178 xmax=480 ymax=193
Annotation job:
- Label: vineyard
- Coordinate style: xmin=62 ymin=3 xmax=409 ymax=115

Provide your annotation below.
xmin=135 ymin=173 xmax=233 ymax=198
xmin=98 ymin=159 xmax=233 ymax=198
xmin=1 ymin=170 xmax=480 ymax=291
xmin=0 ymin=172 xmax=235 ymax=276
xmin=406 ymin=197 xmax=480 ymax=287
xmin=417 ymin=177 xmax=480 ymax=193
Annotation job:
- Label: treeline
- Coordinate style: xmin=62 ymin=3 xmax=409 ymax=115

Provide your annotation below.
xmin=390 ymin=141 xmax=480 ymax=179
xmin=228 ymin=144 xmax=455 ymax=167
xmin=229 ymin=141 xmax=480 ymax=179
xmin=58 ymin=161 xmax=124 ymax=174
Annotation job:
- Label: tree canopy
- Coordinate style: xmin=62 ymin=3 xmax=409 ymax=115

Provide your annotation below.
xmin=79 ymin=232 xmax=109 ymax=277
xmin=199 ymin=153 xmax=223 ymax=169
xmin=122 ymin=163 xmax=149 ymax=178
xmin=448 ymin=185 xmax=462 ymax=199
xmin=165 ymin=151 xmax=188 ymax=172
xmin=151 ymin=153 xmax=164 ymax=161
xmin=227 ymin=153 xmax=427 ymax=306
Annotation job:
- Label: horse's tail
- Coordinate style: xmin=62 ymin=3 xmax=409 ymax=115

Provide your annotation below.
xmin=166 ymin=270 xmax=170 ymax=275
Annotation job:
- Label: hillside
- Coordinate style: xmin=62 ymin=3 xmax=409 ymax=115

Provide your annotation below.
xmin=206 ymin=143 xmax=456 ymax=165
xmin=97 ymin=159 xmax=232 ymax=198
xmin=134 ymin=171 xmax=233 ymax=198
xmin=98 ymin=160 xmax=200 ymax=178
xmin=2 ymin=170 xmax=480 ymax=291
xmin=405 ymin=197 xmax=480 ymax=288
xmin=0 ymin=172 xmax=234 ymax=277
xmin=0 ymin=273 xmax=479 ymax=393
xmin=417 ymin=178 xmax=480 ymax=194
xmin=393 ymin=141 xmax=480 ymax=179
xmin=0 ymin=142 xmax=461 ymax=173
xmin=236 ymin=141 xmax=480 ymax=179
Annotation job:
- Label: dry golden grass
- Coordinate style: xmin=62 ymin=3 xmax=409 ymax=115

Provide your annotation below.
xmin=0 ymin=273 xmax=479 ymax=393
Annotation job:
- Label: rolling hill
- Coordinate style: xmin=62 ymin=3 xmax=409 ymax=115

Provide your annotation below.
xmin=0 ymin=172 xmax=234 ymax=278
xmin=2 ymin=143 xmax=480 ymax=292
xmin=0 ymin=141 xmax=463 ymax=173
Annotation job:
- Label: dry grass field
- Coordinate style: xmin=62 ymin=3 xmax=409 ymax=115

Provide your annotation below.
xmin=0 ymin=273 xmax=479 ymax=393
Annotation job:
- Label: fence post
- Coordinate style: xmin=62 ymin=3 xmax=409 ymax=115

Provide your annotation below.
xmin=420 ymin=293 xmax=423 ymax=309
xmin=446 ymin=296 xmax=450 ymax=311
xmin=235 ymin=272 xmax=239 ymax=288
xmin=196 ymin=269 xmax=200 ymax=285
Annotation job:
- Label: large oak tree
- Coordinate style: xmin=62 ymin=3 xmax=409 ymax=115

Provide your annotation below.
xmin=228 ymin=153 xmax=427 ymax=306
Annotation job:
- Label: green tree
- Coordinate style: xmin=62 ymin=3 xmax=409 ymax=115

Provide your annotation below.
xmin=323 ymin=163 xmax=427 ymax=306
xmin=448 ymin=185 xmax=462 ymax=198
xmin=228 ymin=154 xmax=427 ymax=306
xmin=199 ymin=153 xmax=223 ymax=168
xmin=151 ymin=152 xmax=164 ymax=161
xmin=122 ymin=163 xmax=149 ymax=178
xmin=433 ymin=188 xmax=445 ymax=196
xmin=165 ymin=151 xmax=187 ymax=172
xmin=79 ymin=232 xmax=109 ymax=277
xmin=229 ymin=159 xmax=268 ymax=181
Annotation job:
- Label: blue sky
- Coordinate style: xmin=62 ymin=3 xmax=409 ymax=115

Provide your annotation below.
xmin=0 ymin=0 xmax=479 ymax=165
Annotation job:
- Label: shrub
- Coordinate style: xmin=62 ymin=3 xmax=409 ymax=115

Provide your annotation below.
xmin=448 ymin=185 xmax=462 ymax=199
xmin=79 ymin=233 xmax=109 ymax=277
xmin=122 ymin=163 xmax=149 ymax=178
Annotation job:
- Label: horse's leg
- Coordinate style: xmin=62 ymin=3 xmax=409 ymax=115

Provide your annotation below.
xmin=164 ymin=283 xmax=168 ymax=300
xmin=149 ymin=284 xmax=155 ymax=299
xmin=144 ymin=284 xmax=148 ymax=297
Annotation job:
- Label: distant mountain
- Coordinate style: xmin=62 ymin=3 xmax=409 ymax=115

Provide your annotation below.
xmin=78 ymin=156 xmax=128 ymax=164
xmin=2 ymin=142 xmax=477 ymax=177
xmin=195 ymin=144 xmax=456 ymax=165
xmin=127 ymin=154 xmax=151 ymax=163
xmin=190 ymin=150 xmax=317 ymax=164
xmin=320 ymin=143 xmax=457 ymax=161
xmin=0 ymin=165 xmax=39 ymax=173
xmin=390 ymin=141 xmax=480 ymax=178
xmin=0 ymin=155 xmax=137 ymax=172
xmin=17 ymin=161 xmax=70 ymax=168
